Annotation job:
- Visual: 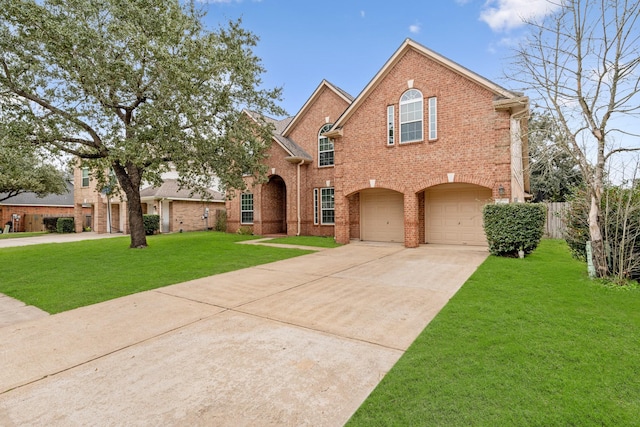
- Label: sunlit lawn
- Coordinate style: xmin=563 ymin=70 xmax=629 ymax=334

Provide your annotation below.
xmin=0 ymin=231 xmax=313 ymax=314
xmin=348 ymin=240 xmax=640 ymax=426
xmin=0 ymin=231 xmax=48 ymax=240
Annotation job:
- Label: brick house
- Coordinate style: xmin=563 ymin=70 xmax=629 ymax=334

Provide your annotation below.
xmin=73 ymin=166 xmax=224 ymax=234
xmin=227 ymin=39 xmax=530 ymax=247
xmin=0 ymin=180 xmax=90 ymax=232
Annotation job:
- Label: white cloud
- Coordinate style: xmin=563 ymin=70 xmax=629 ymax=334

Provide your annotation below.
xmin=409 ymin=23 xmax=421 ymax=34
xmin=455 ymin=0 xmax=472 ymax=4
xmin=360 ymin=10 xmax=365 ymax=18
xmin=480 ymin=0 xmax=560 ymax=32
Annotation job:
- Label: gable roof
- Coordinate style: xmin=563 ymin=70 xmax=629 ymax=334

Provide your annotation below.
xmin=332 ymin=38 xmax=520 ymax=130
xmin=244 ymin=110 xmax=313 ymax=161
xmin=0 ymin=180 xmax=74 ymax=206
xmin=282 ymin=80 xmax=354 ymax=137
xmin=139 ymin=179 xmax=224 ymax=202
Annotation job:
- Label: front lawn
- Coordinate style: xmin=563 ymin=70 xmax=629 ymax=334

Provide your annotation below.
xmin=0 ymin=232 xmax=312 ymax=314
xmin=266 ymin=235 xmax=341 ymax=248
xmin=348 ymin=240 xmax=640 ymax=426
xmin=0 ymin=231 xmax=48 ymax=240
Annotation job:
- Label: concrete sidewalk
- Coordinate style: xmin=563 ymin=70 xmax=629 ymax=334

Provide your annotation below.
xmin=0 ymin=242 xmax=488 ymax=426
xmin=0 ymin=231 xmax=123 ymax=249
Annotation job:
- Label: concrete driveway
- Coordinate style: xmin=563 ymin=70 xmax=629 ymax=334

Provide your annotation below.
xmin=0 ymin=241 xmax=488 ymax=426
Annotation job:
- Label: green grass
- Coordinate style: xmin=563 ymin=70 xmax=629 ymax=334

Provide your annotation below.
xmin=348 ymin=240 xmax=640 ymax=426
xmin=0 ymin=231 xmax=48 ymax=240
xmin=266 ymin=235 xmax=341 ymax=248
xmin=0 ymin=231 xmax=312 ymax=314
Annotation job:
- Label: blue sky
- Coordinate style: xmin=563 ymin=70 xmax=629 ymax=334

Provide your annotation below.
xmin=198 ymin=0 xmax=557 ymax=118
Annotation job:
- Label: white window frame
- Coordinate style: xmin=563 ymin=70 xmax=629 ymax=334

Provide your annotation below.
xmin=240 ymin=193 xmax=254 ymax=224
xmin=81 ymin=167 xmax=90 ymax=187
xmin=318 ymin=123 xmax=334 ymax=167
xmin=387 ymin=105 xmax=395 ymax=145
xmin=313 ymin=188 xmax=319 ymax=225
xmin=320 ymin=187 xmax=335 ymax=225
xmin=399 ymin=89 xmax=424 ymax=143
xmin=428 ymin=97 xmax=437 ymax=140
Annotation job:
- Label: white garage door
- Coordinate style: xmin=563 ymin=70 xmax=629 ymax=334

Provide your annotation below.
xmin=360 ymin=189 xmax=404 ymax=243
xmin=426 ymin=184 xmax=492 ymax=246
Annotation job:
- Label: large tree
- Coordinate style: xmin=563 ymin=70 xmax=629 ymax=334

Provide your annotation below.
xmin=528 ymin=112 xmax=583 ymax=202
xmin=0 ymin=0 xmax=283 ymax=248
xmin=0 ymin=123 xmax=67 ymax=202
xmin=510 ymin=0 xmax=640 ymax=277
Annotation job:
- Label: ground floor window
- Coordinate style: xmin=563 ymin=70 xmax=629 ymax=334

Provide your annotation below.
xmin=241 ymin=193 xmax=254 ymax=224
xmin=321 ymin=187 xmax=335 ymax=224
xmin=313 ymin=188 xmax=319 ymax=225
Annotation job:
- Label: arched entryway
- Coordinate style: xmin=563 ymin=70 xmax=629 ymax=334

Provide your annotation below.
xmin=261 ymin=175 xmax=287 ymax=234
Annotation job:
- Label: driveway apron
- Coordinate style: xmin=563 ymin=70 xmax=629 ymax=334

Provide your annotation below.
xmin=0 ymin=242 xmax=488 ymax=426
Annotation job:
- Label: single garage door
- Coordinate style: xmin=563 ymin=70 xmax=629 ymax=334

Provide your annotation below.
xmin=360 ymin=189 xmax=404 ymax=242
xmin=426 ymin=183 xmax=492 ymax=245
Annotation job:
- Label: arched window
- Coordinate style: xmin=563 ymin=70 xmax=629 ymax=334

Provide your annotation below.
xmin=318 ymin=123 xmax=334 ymax=167
xmin=399 ymin=89 xmax=423 ymax=143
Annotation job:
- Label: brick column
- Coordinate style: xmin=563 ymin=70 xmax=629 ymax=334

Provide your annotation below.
xmin=404 ymin=192 xmax=419 ymax=248
xmin=334 ymin=189 xmax=350 ymax=245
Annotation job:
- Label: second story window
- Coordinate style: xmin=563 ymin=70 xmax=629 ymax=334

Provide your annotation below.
xmin=318 ymin=123 xmax=334 ymax=167
xmin=81 ymin=167 xmax=90 ymax=187
xmin=387 ymin=105 xmax=395 ymax=145
xmin=400 ymin=89 xmax=423 ymax=143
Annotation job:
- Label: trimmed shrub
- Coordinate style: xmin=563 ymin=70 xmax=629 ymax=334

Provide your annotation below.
xmin=43 ymin=216 xmax=64 ymax=232
xmin=143 ymin=214 xmax=160 ymax=235
xmin=483 ymin=203 xmax=546 ymax=257
xmin=56 ymin=217 xmax=75 ymax=233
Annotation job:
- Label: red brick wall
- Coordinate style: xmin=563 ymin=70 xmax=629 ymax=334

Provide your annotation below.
xmin=0 ymin=205 xmax=90 ymax=232
xmin=227 ymin=86 xmax=350 ymax=238
xmin=334 ymin=48 xmax=514 ymax=245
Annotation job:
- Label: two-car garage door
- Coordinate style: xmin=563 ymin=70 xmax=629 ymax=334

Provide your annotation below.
xmin=359 ymin=184 xmax=491 ymax=246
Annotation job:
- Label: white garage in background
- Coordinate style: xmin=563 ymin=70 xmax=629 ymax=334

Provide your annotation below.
xmin=425 ymin=183 xmax=492 ymax=246
xmin=360 ymin=188 xmax=404 ymax=243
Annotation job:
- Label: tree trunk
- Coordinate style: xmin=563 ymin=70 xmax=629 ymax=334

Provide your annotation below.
xmin=588 ymin=194 xmax=608 ymax=277
xmin=125 ymin=185 xmax=148 ymax=248
xmin=112 ymin=161 xmax=148 ymax=249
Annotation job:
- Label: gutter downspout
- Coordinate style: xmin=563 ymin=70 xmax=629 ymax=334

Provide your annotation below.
xmin=297 ymin=159 xmax=304 ymax=235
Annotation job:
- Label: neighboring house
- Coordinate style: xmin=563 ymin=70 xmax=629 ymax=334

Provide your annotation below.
xmin=227 ymin=39 xmax=530 ymax=247
xmin=139 ymin=179 xmax=225 ymax=233
xmin=0 ymin=180 xmax=90 ymax=232
xmin=73 ymin=166 xmax=225 ymax=234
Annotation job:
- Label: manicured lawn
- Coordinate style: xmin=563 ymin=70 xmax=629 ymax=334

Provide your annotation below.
xmin=267 ymin=235 xmax=341 ymax=248
xmin=0 ymin=232 xmax=312 ymax=314
xmin=0 ymin=231 xmax=48 ymax=240
xmin=348 ymin=240 xmax=640 ymax=426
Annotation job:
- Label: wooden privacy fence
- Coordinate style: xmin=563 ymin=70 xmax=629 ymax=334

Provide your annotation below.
xmin=544 ymin=202 xmax=568 ymax=239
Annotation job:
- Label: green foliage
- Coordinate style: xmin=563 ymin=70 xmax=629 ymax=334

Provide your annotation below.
xmin=0 ymin=0 xmax=284 ymax=247
xmin=483 ymin=203 xmax=546 ymax=257
xmin=56 ymin=217 xmax=75 ymax=234
xmin=348 ymin=240 xmax=640 ymax=426
xmin=142 ymin=214 xmax=160 ymax=235
xmin=565 ymin=185 xmax=640 ymax=280
xmin=528 ymin=112 xmax=583 ymax=202
xmin=214 ymin=210 xmax=227 ymax=232
xmin=0 ymin=135 xmax=67 ymax=202
xmin=236 ymin=226 xmax=253 ymax=235
xmin=43 ymin=216 xmax=70 ymax=233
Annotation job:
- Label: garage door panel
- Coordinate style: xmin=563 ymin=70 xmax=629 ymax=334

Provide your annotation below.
xmin=361 ymin=189 xmax=404 ymax=243
xmin=426 ymin=184 xmax=491 ymax=246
